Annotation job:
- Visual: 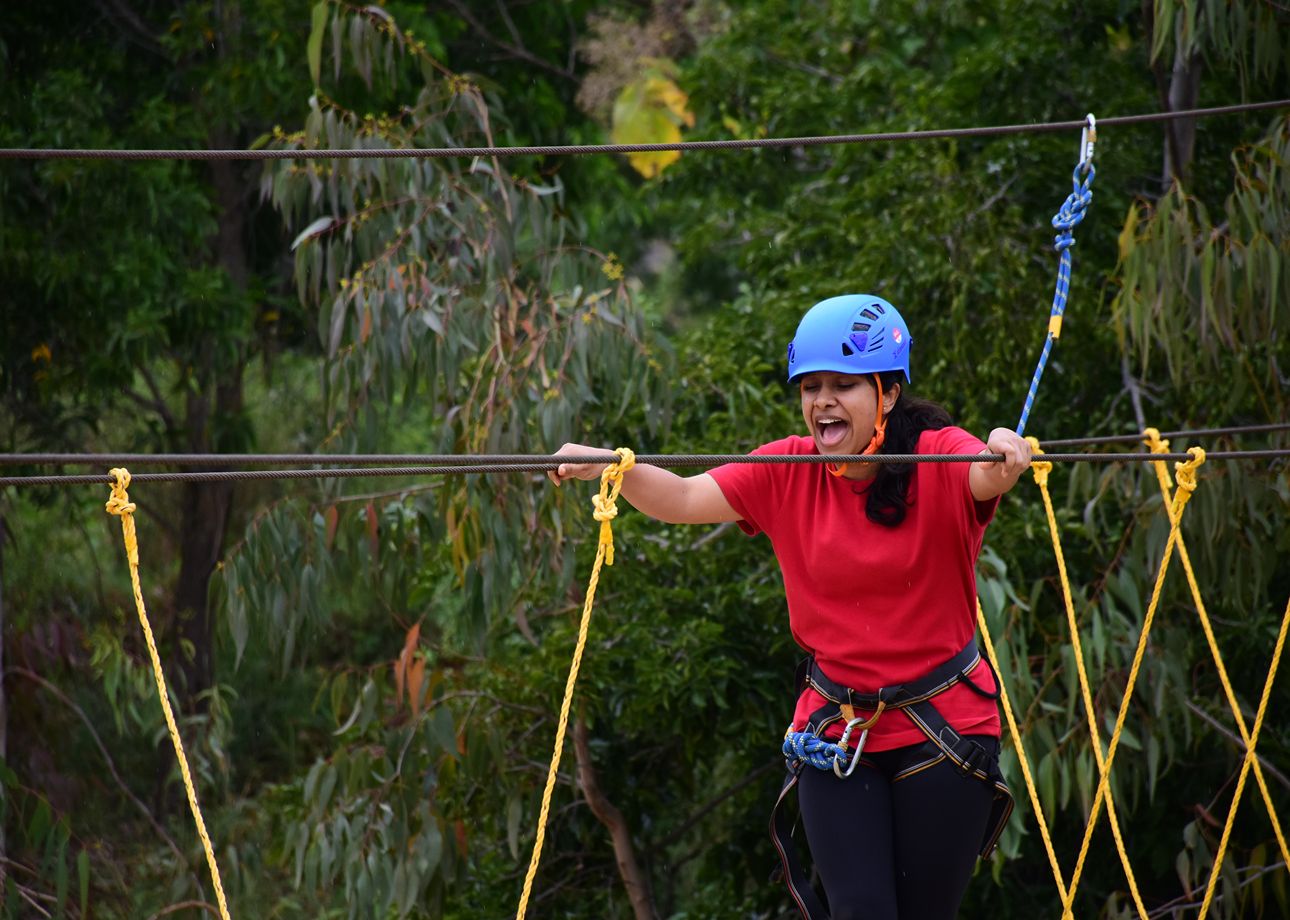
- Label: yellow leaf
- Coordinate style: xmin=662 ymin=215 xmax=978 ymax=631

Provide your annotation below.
xmin=645 ymin=76 xmax=695 ymax=128
xmin=610 ymin=69 xmax=694 ymax=179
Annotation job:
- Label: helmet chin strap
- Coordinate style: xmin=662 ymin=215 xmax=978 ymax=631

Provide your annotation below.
xmin=828 ymin=373 xmax=887 ymax=478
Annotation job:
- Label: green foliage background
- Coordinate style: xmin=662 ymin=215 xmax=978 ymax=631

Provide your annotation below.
xmin=0 ymin=2 xmax=1287 ymax=918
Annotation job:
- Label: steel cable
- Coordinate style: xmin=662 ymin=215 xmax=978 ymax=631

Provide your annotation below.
xmin=1 ymin=449 xmax=1288 ymax=487
xmin=0 ymin=101 xmax=1285 ymax=162
xmin=1039 ymin=422 xmax=1290 ymax=448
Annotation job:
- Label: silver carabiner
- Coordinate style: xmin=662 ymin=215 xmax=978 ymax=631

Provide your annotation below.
xmin=1079 ymin=113 xmax=1097 ymax=167
xmin=832 ymin=719 xmax=870 ymax=779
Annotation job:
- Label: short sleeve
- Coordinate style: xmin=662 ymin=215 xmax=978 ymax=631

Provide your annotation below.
xmin=923 ymin=426 xmax=999 ymax=528
xmin=707 ymin=437 xmax=799 ymax=536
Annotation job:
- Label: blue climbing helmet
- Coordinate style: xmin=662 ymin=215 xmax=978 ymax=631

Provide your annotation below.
xmin=786 ymin=294 xmax=912 ymax=383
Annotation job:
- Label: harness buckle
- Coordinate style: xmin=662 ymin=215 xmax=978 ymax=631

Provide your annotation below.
xmin=957 ymin=740 xmax=989 ymax=778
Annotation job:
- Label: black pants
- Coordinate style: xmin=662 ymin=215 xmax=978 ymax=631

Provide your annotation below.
xmin=796 ymin=735 xmax=999 ymax=920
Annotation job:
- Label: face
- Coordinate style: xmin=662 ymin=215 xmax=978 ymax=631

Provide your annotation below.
xmin=799 ymin=372 xmax=899 ymax=457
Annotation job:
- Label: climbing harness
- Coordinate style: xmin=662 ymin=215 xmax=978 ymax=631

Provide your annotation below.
xmin=1016 ymin=114 xmax=1095 ymax=436
xmin=773 ymin=642 xmax=1014 ymax=918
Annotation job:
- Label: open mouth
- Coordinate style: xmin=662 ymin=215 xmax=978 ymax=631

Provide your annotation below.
xmin=815 ymin=417 xmax=850 ymax=448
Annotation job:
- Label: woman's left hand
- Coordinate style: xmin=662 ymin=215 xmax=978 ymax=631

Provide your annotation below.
xmin=969 ymin=428 xmax=1033 ymax=501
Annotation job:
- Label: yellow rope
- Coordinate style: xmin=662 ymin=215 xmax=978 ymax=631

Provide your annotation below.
xmin=104 ymin=469 xmax=231 ymax=920
xmin=1060 ymin=446 xmax=1206 ymax=918
xmin=515 ymin=448 xmax=635 ymax=920
xmin=1197 ymin=594 xmax=1290 ymax=919
xmin=1024 ymin=440 xmax=1148 ymax=918
xmin=975 ymin=601 xmax=1069 ymax=904
xmin=1140 ymin=429 xmax=1290 ymax=911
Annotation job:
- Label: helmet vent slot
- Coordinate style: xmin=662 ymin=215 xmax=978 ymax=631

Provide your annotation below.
xmin=841 ymin=342 xmax=855 ymax=357
xmin=872 ymin=303 xmax=886 ymax=314
xmin=860 ymin=308 xmax=879 ymax=321
xmin=851 ymin=322 xmax=871 ymax=332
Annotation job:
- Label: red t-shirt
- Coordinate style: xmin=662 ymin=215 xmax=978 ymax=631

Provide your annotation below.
xmin=707 ymin=426 xmax=1001 ymax=751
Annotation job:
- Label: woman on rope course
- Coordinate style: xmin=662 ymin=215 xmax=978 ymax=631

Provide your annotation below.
xmin=548 ymin=294 xmax=1032 ymax=920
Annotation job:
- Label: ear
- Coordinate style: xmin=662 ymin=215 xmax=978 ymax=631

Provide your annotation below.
xmin=882 ymin=382 xmax=901 ymax=413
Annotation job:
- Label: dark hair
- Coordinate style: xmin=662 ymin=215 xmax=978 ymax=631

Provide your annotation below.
xmin=863 ymin=370 xmax=952 ymax=527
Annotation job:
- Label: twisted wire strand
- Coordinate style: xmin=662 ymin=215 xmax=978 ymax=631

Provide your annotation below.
xmin=1040 ymin=422 xmax=1290 ymax=448
xmin=0 ymin=101 xmax=1284 ymax=161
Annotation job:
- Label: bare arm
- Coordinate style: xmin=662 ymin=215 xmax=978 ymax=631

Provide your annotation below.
xmin=547 ymin=444 xmax=742 ymax=525
xmin=968 ymin=427 xmax=1033 ymax=502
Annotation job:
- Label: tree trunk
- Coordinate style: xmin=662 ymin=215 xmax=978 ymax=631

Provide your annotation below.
xmin=174 ymin=469 xmax=236 ymax=697
xmin=1144 ymin=0 xmax=1202 ymax=189
xmin=1163 ymin=42 xmax=1202 ymax=187
xmin=172 ymin=0 xmax=255 ymax=698
xmin=573 ymin=716 xmax=657 ymax=920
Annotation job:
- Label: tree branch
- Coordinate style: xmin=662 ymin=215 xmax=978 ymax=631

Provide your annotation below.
xmin=573 ymin=716 xmax=657 ymax=920
xmin=94 ymin=0 xmax=169 ymax=60
xmin=6 ymin=667 xmax=189 ymax=866
xmin=441 ymin=0 xmax=577 ymax=82
xmin=1146 ymin=860 xmax=1287 ymax=918
xmin=123 ymin=387 xmax=177 ymax=434
xmin=657 ymin=756 xmax=781 ymax=849
xmin=1184 ymin=699 xmax=1290 ymax=791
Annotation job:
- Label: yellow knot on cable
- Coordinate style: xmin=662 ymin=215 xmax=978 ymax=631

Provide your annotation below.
xmin=1026 ymin=437 xmax=1052 ymax=488
xmin=105 ymin=467 xmax=137 ymax=514
xmin=1143 ymin=428 xmax=1174 ymax=488
xmin=1142 ymin=427 xmax=1170 ymax=453
xmin=104 ymin=469 xmax=139 ymax=565
xmin=591 ymin=448 xmax=635 ymax=566
xmin=1170 ymin=446 xmax=1205 ymax=523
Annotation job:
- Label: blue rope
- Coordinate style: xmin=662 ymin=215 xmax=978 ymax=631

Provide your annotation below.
xmin=1015 ymin=160 xmax=1096 ymax=436
xmin=783 ymin=730 xmax=854 ymax=772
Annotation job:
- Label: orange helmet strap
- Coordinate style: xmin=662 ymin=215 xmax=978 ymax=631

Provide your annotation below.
xmin=827 ymin=374 xmax=887 ymax=477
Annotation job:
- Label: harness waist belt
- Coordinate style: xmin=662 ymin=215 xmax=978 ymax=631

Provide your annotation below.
xmin=806 ymin=642 xmax=982 ymax=714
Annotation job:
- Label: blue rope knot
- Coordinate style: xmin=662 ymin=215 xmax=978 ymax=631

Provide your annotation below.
xmin=1051 ymin=163 xmax=1095 ymax=251
xmin=783 ymin=730 xmax=853 ymax=773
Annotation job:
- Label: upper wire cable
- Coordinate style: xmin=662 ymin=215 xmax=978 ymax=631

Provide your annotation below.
xmin=0 ymin=101 xmax=1285 ymax=161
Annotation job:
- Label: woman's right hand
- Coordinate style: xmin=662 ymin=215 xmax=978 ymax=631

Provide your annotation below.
xmin=546 ymin=443 xmax=619 ymax=487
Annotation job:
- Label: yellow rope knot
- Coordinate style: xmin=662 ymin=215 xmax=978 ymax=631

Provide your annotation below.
xmin=1143 ymin=427 xmax=1174 ymax=488
xmin=1170 ymin=446 xmax=1205 ymax=522
xmin=104 ymin=467 xmax=136 ymax=516
xmin=1025 ymin=437 xmax=1052 ymax=488
xmin=1142 ymin=427 xmax=1170 ymax=453
xmin=591 ymin=448 xmax=635 ymax=566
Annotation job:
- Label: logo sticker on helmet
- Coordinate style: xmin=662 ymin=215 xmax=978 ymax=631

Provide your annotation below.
xmin=892 ymin=328 xmax=903 ymax=344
